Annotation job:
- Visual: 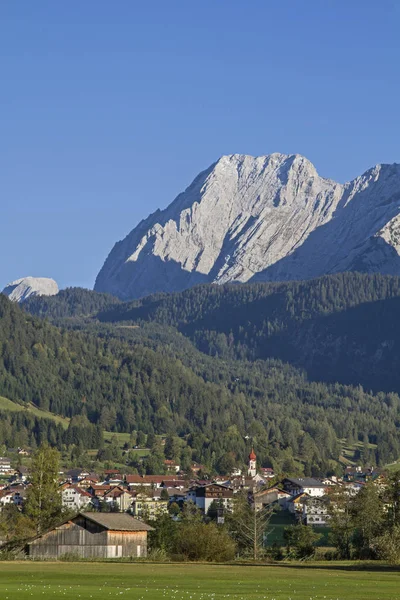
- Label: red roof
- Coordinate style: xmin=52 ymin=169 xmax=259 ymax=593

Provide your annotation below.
xmin=90 ymin=485 xmax=112 ymax=496
xmin=71 ymin=486 xmax=92 ymax=497
xmin=161 ymin=479 xmax=186 ymax=488
xmin=105 ymin=487 xmax=131 ymax=498
xmin=0 ymin=490 xmax=14 ymax=499
xmin=249 ymin=448 xmax=256 ymax=460
xmin=191 ymin=463 xmax=205 ymax=471
xmin=125 ymin=475 xmax=180 ymax=485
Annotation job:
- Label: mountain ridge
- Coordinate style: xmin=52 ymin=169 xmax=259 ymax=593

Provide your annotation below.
xmin=95 ymin=153 xmax=400 ymax=300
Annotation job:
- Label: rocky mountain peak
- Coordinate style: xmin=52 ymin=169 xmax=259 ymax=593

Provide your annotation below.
xmin=2 ymin=277 xmax=59 ymax=303
xmin=95 ymin=154 xmax=400 ymax=300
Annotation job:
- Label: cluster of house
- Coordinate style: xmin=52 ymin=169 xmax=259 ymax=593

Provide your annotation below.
xmin=58 ymin=452 xmax=275 ymax=518
xmin=1 ymin=451 xmax=387 ymax=527
xmin=254 ymin=477 xmax=332 ymax=525
xmin=0 ymin=451 xmax=275 ymax=519
xmin=254 ymin=467 xmax=387 ymax=526
xmin=0 ymin=458 xmax=28 ymax=510
xmin=0 ymin=450 xmax=389 ymax=560
xmin=0 ymin=450 xmax=275 ymax=560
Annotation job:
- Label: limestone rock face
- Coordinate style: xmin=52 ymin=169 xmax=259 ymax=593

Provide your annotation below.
xmin=2 ymin=277 xmax=59 ymax=303
xmin=95 ymin=154 xmax=400 ymax=300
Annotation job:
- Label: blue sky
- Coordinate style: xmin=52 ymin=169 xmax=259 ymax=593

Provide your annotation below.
xmin=1 ymin=1 xmax=400 ymax=289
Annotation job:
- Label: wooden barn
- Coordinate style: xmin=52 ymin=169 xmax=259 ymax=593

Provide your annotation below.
xmin=28 ymin=512 xmax=153 ymax=559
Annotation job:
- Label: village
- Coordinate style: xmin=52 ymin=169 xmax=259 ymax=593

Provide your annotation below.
xmin=0 ymin=448 xmax=391 ymax=560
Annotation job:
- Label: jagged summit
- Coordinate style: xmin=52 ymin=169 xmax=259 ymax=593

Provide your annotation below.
xmin=95 ymin=153 xmax=400 ymax=300
xmin=2 ymin=277 xmax=59 ymax=303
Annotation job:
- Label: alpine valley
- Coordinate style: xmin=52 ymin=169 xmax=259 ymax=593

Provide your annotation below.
xmin=3 ymin=153 xmax=400 ymax=477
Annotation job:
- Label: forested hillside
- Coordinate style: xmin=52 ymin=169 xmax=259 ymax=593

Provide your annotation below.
xmin=24 ymin=287 xmax=120 ymax=320
xmin=96 ymin=272 xmax=400 ymax=393
xmin=1 ymin=285 xmax=400 ymax=472
xmin=0 ymin=409 xmax=102 ymax=453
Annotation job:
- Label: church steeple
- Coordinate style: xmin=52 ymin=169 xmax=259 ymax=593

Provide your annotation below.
xmin=248 ymin=448 xmax=256 ymax=477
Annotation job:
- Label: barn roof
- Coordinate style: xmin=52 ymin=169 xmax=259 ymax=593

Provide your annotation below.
xmin=79 ymin=512 xmax=154 ymax=531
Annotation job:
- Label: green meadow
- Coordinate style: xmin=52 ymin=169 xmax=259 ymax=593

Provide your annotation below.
xmin=0 ymin=562 xmax=399 ymax=600
xmin=0 ymin=396 xmax=70 ymax=429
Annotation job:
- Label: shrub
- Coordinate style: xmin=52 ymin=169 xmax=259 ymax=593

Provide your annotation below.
xmin=147 ymin=547 xmax=170 ymax=562
xmin=374 ymin=526 xmax=400 ymax=565
xmin=268 ymin=542 xmax=284 ymax=561
xmin=284 ymin=524 xmax=322 ymax=560
xmin=173 ymin=521 xmax=236 ymax=562
xmin=0 ymin=549 xmax=26 ymax=561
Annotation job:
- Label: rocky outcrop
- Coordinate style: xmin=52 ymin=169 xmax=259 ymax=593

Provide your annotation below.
xmin=95 ymin=153 xmax=400 ymax=300
xmin=2 ymin=277 xmax=59 ymax=303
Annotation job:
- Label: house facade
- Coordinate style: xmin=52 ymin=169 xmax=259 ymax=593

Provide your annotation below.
xmin=103 ymin=487 xmax=133 ymax=512
xmin=0 ymin=490 xmax=14 ymax=508
xmin=287 ymin=492 xmax=309 ymax=516
xmin=282 ymin=478 xmax=327 ymax=498
xmin=187 ymin=483 xmax=233 ymax=514
xmin=62 ymin=486 xmax=92 ymax=512
xmin=125 ymin=475 xmax=180 ymax=489
xmin=65 ymin=469 xmax=91 ymax=484
xmin=302 ymin=496 xmax=330 ymax=526
xmin=0 ymin=457 xmax=12 ymax=475
xmin=260 ymin=467 xmax=275 ymax=479
xmin=164 ymin=460 xmax=180 ymax=473
xmin=131 ymin=491 xmax=169 ymax=520
xmin=253 ymin=486 xmax=291 ymax=511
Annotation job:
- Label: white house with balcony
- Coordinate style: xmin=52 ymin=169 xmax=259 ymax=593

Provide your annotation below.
xmin=62 ymin=486 xmax=92 ymax=511
xmin=281 ymin=477 xmax=327 ymax=498
xmin=0 ymin=457 xmax=12 ymax=475
xmin=187 ymin=483 xmax=233 ymax=514
xmin=302 ymin=496 xmax=330 ymax=526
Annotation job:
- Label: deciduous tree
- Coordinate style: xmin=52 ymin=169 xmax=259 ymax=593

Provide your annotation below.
xmin=24 ymin=445 xmax=63 ymax=535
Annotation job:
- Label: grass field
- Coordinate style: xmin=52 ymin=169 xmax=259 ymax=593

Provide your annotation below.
xmin=0 ymin=562 xmax=399 ymax=600
xmin=340 ymin=440 xmax=377 ymax=466
xmin=0 ymin=396 xmax=70 ymax=428
xmin=385 ymin=461 xmax=400 ymax=472
xmin=103 ymin=431 xmax=132 ymax=444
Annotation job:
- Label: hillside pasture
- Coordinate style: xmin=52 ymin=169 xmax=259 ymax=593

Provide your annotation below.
xmin=0 ymin=396 xmax=70 ymax=429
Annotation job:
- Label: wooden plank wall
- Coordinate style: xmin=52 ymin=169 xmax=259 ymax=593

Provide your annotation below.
xmin=28 ymin=523 xmax=148 ymax=559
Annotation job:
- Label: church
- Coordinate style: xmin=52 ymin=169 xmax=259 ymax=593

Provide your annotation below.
xmin=248 ymin=448 xmax=257 ymax=477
